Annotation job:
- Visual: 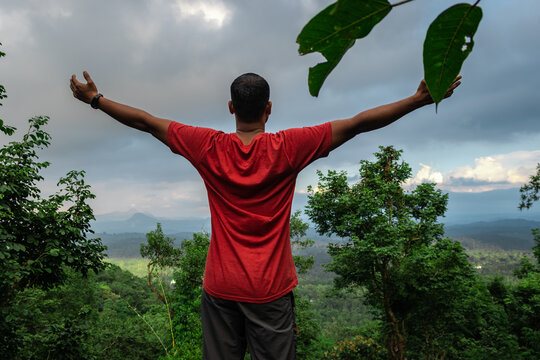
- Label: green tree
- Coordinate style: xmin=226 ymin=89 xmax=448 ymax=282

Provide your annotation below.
xmin=305 ymin=146 xmax=501 ymax=359
xmin=141 ymin=223 xmax=182 ymax=305
xmin=291 ymin=209 xmax=315 ymax=274
xmin=170 ymin=232 xmax=210 ymax=360
xmin=519 ymin=164 xmax=540 ymax=211
xmin=0 ymin=44 xmax=106 ymax=353
xmin=508 ymin=167 xmax=540 ymax=358
xmin=297 ymin=0 xmax=482 ymax=105
xmin=0 ymin=115 xmax=105 ymax=306
xmin=290 ymin=210 xmax=324 ymax=359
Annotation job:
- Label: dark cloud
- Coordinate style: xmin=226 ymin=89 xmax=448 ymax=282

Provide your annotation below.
xmin=1 ymin=0 xmax=539 ymax=215
xmin=444 ymin=177 xmax=513 ymax=188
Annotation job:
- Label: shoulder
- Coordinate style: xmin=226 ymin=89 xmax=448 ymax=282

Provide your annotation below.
xmin=278 ymin=122 xmax=332 ymax=139
xmin=168 ymin=121 xmax=223 ymax=142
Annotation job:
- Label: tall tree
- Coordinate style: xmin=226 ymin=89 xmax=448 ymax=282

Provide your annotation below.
xmin=511 ymin=165 xmax=540 ymax=358
xmin=170 ymin=231 xmax=210 ymax=360
xmin=0 ymin=43 xmax=106 ymax=355
xmin=305 ymin=146 xmax=484 ymax=359
xmin=140 ymin=223 xmax=182 ymax=306
xmin=0 ymin=52 xmax=105 ymax=309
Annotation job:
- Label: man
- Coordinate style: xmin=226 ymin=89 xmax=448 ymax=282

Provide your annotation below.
xmin=70 ymin=71 xmax=460 ymax=359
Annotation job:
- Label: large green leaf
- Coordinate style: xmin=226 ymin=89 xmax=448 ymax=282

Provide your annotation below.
xmin=423 ymin=3 xmax=482 ymax=106
xmin=297 ymin=0 xmax=392 ymax=97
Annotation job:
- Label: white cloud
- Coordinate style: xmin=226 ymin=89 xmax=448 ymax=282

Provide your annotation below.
xmin=408 ymin=150 xmax=540 ymax=193
xmin=406 ymin=163 xmax=443 ymax=188
xmin=172 ymin=0 xmax=231 ymax=28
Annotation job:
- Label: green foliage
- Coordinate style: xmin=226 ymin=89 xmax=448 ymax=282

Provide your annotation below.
xmin=141 ymin=223 xmax=182 ymax=305
xmin=0 ymin=116 xmax=106 ymax=305
xmin=170 ymin=232 xmax=210 ymax=359
xmin=1 ymin=265 xmax=167 ymax=360
xmin=511 ymin=180 xmax=540 ymax=359
xmin=297 ymin=0 xmax=483 ymax=100
xmin=519 ymin=164 xmax=540 ymax=211
xmin=295 ymin=294 xmax=324 ymax=359
xmin=508 ymin=272 xmax=540 ymax=358
xmin=291 ymin=210 xmax=315 ymax=274
xmin=322 ymin=335 xmax=385 ymax=360
xmin=423 ymin=3 xmax=483 ymax=107
xmin=141 ymin=223 xmax=182 ymax=269
xmin=0 ymin=46 xmax=105 ymax=313
xmin=305 ymin=146 xmax=517 ymax=359
xmin=296 ymin=0 xmax=391 ymax=96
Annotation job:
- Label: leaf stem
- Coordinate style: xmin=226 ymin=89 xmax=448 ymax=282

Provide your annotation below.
xmin=391 ymin=0 xmax=415 ymax=7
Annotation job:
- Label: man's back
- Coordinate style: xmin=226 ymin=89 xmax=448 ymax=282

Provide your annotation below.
xmin=167 ymin=121 xmax=332 ymax=302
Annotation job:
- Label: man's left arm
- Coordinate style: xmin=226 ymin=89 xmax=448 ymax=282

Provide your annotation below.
xmin=329 ymin=77 xmax=461 ymax=151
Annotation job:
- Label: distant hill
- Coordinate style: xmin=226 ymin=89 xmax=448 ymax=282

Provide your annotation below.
xmin=445 ymin=219 xmax=540 ymax=250
xmin=99 ymin=231 xmax=197 ymax=258
xmin=94 ymin=212 xmax=540 ymax=258
xmin=92 ymin=212 xmax=211 ymax=234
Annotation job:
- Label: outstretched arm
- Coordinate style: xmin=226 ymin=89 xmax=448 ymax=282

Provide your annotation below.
xmin=70 ymin=71 xmax=171 ymax=145
xmin=329 ymin=77 xmax=461 ymax=150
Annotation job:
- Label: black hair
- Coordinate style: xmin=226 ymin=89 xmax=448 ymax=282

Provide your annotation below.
xmin=230 ymin=73 xmax=270 ymax=122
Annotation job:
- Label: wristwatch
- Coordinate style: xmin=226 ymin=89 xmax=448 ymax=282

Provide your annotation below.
xmin=91 ymin=93 xmax=103 ymax=109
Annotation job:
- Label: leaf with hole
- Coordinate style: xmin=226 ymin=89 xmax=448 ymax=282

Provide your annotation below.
xmin=423 ymin=3 xmax=483 ymax=107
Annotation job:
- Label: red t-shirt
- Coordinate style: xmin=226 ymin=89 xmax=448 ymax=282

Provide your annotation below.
xmin=167 ymin=121 xmax=332 ymax=303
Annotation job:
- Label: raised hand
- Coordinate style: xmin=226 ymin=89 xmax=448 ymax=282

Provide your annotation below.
xmin=70 ymin=71 xmax=98 ymax=104
xmin=415 ymin=75 xmax=462 ymax=106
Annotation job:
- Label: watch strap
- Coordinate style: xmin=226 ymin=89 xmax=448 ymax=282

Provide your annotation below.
xmin=91 ymin=93 xmax=103 ymax=109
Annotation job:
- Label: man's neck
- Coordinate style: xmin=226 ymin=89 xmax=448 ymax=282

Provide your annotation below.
xmin=235 ymin=117 xmax=266 ymax=145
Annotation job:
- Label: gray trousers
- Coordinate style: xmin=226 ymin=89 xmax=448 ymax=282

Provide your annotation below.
xmin=201 ymin=289 xmax=297 ymax=360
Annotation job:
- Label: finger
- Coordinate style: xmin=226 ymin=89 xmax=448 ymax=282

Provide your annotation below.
xmin=449 ymin=81 xmax=461 ymax=91
xmin=71 ymin=74 xmax=82 ymax=87
xmin=83 ymin=71 xmax=93 ymax=84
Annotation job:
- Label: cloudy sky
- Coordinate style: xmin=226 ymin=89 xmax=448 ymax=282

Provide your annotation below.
xmin=1 ymin=0 xmax=539 ymax=221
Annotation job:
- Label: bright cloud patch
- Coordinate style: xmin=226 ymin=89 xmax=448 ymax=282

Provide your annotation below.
xmin=406 ymin=163 xmax=444 ymax=187
xmin=409 ymin=150 xmax=540 ymax=193
xmin=172 ymin=0 xmax=231 ymax=28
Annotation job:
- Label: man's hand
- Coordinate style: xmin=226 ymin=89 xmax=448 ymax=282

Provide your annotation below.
xmin=70 ymin=71 xmax=98 ymax=104
xmin=414 ymin=76 xmax=462 ymax=106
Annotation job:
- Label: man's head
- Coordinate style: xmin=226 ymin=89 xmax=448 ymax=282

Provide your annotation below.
xmin=229 ymin=73 xmax=271 ymax=123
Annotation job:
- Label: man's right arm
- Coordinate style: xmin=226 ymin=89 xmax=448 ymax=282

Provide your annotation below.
xmin=70 ymin=71 xmax=171 ymax=145
xmin=329 ymin=78 xmax=461 ymax=151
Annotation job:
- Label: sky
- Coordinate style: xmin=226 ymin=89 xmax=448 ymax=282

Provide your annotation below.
xmin=1 ymin=0 xmax=539 ymax=221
